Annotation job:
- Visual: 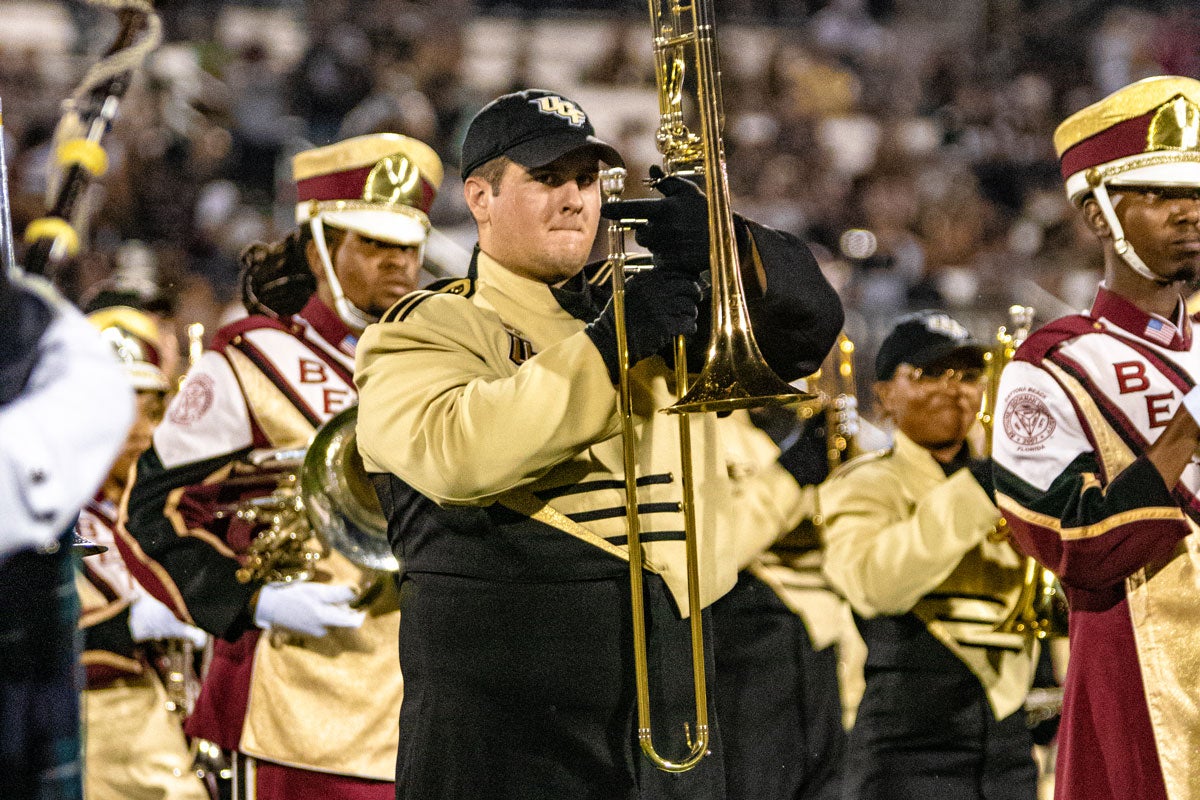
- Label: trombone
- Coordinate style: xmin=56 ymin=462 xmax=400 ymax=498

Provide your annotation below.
xmin=604 ymin=0 xmax=814 ymax=772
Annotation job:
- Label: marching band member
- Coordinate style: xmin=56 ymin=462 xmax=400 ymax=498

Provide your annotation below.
xmin=711 ymin=408 xmax=846 ymax=800
xmin=0 ymin=272 xmax=134 ymax=800
xmin=821 ymin=311 xmax=1040 ymax=800
xmin=115 ymin=133 xmax=443 ymax=799
xmin=76 ymin=306 xmax=209 ymax=800
xmin=355 ymin=88 xmax=843 ymax=799
xmin=992 ymin=75 xmax=1200 ymax=800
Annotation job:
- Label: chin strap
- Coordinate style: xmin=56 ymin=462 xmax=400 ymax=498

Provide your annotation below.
xmin=1091 ymin=182 xmax=1172 ymax=285
xmin=308 ymin=218 xmax=378 ymax=330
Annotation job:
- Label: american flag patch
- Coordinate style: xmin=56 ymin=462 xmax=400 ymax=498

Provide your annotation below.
xmin=1143 ymin=317 xmax=1175 ymax=345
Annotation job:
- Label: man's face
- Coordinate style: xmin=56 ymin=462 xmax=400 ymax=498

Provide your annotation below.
xmin=332 ymin=229 xmax=423 ymax=316
xmin=1111 ymin=187 xmax=1200 ymax=283
xmin=468 ymin=149 xmax=601 ymax=284
xmin=111 ymin=390 xmax=166 ymax=488
xmin=876 ymin=356 xmax=986 ymax=453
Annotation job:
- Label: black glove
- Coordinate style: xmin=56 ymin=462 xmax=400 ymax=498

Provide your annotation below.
xmin=966 ymin=457 xmax=997 ymax=505
xmin=599 ymin=165 xmax=712 ymax=275
xmin=750 ymin=406 xmax=831 ymax=487
xmin=584 ymin=268 xmax=701 ymax=382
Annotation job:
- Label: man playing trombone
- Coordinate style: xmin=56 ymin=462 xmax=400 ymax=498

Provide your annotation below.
xmin=355 ymin=87 xmax=843 ymax=799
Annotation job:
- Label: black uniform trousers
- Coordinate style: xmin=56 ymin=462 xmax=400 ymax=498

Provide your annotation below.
xmin=844 ymin=615 xmax=1037 ymax=800
xmin=395 ymin=570 xmax=726 ymax=800
xmin=712 ymin=570 xmax=844 ymax=800
xmin=0 ymin=531 xmax=83 ymax=800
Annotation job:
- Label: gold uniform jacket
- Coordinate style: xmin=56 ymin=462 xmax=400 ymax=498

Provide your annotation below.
xmin=819 ymin=431 xmax=1036 ymax=720
xmin=357 ymin=250 xmax=819 ymax=615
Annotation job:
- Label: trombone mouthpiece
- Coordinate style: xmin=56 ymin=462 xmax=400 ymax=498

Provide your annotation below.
xmin=601 ymin=167 xmax=627 ymax=198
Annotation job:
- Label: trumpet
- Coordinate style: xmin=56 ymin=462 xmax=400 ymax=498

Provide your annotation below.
xmin=603 ymin=0 xmax=814 ymax=773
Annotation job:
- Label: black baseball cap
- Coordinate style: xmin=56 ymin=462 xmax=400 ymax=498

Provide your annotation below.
xmin=460 ymin=88 xmax=623 ymax=179
xmin=875 ymin=310 xmax=988 ymax=381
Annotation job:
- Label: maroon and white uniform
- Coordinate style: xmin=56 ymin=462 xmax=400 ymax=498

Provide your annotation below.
xmin=116 ymin=297 xmax=400 ymax=798
xmin=993 ymin=287 xmax=1200 ymax=800
xmin=77 ymin=497 xmax=145 ymax=685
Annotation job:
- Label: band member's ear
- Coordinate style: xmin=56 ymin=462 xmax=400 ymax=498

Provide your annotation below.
xmin=873 ymin=380 xmax=895 ymax=419
xmin=305 ymin=238 xmax=322 ymax=278
xmin=1080 ymin=196 xmax=1112 ymax=239
xmin=463 ymin=175 xmax=495 ymax=226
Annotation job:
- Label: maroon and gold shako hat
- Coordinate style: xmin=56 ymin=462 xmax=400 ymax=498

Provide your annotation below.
xmin=87 ymin=306 xmax=170 ymax=393
xmin=293 ymin=133 xmax=443 ymax=246
xmin=1056 ymin=75 xmax=1200 ymax=204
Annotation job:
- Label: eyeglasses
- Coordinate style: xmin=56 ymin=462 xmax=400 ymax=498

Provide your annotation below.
xmin=895 ymin=364 xmax=987 ymax=387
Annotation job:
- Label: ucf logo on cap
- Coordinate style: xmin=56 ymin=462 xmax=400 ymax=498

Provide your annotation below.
xmin=531 ymin=95 xmax=587 ymax=127
xmin=923 ymin=313 xmax=971 ymax=341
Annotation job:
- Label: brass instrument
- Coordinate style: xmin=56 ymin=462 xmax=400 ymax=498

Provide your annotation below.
xmin=226 ymin=405 xmax=395 ymax=586
xmin=981 ymin=306 xmax=1069 ymax=641
xmin=801 ymin=332 xmax=860 ymax=468
xmin=152 ymin=640 xmax=200 ymax=717
xmin=186 ymin=322 xmax=205 ymax=371
xmin=602 ymin=0 xmax=814 ymax=773
xmin=978 ymin=305 xmax=1035 ymax=442
xmin=652 ymin=1 xmax=806 ymax=416
xmin=605 ymin=166 xmax=710 ymax=773
xmin=156 ymin=322 xmax=206 ymax=718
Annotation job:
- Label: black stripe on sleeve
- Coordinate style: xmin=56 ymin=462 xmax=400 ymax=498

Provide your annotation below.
xmin=603 ymin=530 xmax=687 ymax=545
xmin=537 ymin=473 xmax=674 ymax=500
xmin=570 ymin=502 xmax=681 ymax=523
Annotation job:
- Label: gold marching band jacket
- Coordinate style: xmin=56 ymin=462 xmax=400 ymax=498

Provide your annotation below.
xmin=356 ymin=250 xmax=812 ymax=616
xmin=819 ymin=431 xmax=1037 ymax=722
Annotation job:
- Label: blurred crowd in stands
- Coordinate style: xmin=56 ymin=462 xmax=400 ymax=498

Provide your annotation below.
xmin=3 ymin=0 xmax=1198 ymax=397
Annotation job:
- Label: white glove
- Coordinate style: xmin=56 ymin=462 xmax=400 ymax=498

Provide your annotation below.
xmin=252 ymin=582 xmax=365 ymax=638
xmin=128 ymin=591 xmax=209 ymax=649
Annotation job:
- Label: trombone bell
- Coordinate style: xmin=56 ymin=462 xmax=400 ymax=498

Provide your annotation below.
xmin=665 ymin=328 xmax=810 ymax=414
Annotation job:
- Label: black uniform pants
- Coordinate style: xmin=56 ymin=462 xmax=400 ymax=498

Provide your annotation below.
xmin=843 ymin=660 xmax=1037 ymax=800
xmin=395 ymin=571 xmax=726 ymax=800
xmin=0 ymin=534 xmax=83 ymax=800
xmin=712 ymin=571 xmax=844 ymax=800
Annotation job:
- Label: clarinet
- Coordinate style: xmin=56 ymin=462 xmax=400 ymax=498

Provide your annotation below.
xmin=22 ymin=0 xmax=160 ymax=277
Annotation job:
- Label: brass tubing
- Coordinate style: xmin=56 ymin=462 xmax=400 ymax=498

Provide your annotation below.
xmin=660 ymin=0 xmax=807 ymax=415
xmin=602 ymin=166 xmax=708 ymax=772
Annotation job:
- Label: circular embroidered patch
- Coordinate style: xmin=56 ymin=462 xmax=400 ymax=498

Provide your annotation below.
xmin=168 ymin=373 xmax=215 ymax=426
xmin=1003 ymin=391 xmax=1056 ymax=446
